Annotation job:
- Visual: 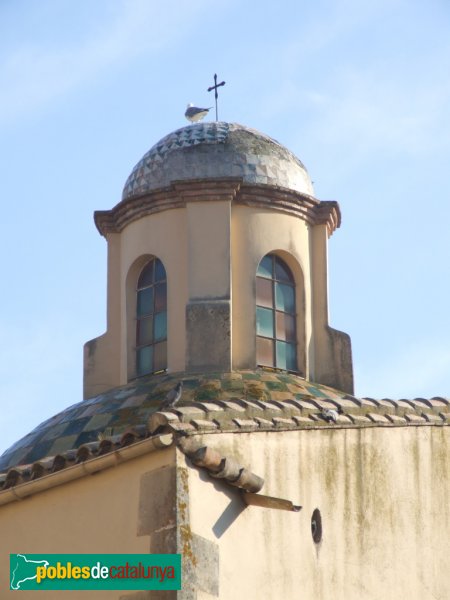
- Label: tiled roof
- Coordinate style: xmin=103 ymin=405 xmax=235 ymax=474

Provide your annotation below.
xmin=0 ymin=370 xmax=351 ymax=473
xmin=148 ymin=395 xmax=449 ymax=436
xmin=121 ymin=122 xmax=314 ymax=200
xmin=0 ymin=369 xmax=449 ymax=491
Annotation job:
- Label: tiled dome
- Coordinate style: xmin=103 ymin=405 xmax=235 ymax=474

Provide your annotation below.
xmin=0 ymin=370 xmax=349 ymax=473
xmin=122 ymin=122 xmax=314 ymax=200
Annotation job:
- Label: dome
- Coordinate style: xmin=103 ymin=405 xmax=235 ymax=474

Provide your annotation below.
xmin=122 ymin=122 xmax=314 ymax=200
xmin=0 ymin=370 xmax=350 ymax=473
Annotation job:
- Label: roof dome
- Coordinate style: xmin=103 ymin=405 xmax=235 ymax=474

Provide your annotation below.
xmin=0 ymin=370 xmax=349 ymax=473
xmin=122 ymin=122 xmax=314 ymax=200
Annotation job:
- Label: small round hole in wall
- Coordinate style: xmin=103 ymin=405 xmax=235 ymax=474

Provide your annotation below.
xmin=311 ymin=508 xmax=322 ymax=543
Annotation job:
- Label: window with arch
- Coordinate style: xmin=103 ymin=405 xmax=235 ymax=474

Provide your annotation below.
xmin=256 ymin=253 xmax=297 ymax=371
xmin=135 ymin=257 xmax=167 ymax=377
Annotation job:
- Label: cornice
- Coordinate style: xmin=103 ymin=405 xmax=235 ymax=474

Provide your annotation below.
xmin=94 ymin=179 xmax=341 ymax=237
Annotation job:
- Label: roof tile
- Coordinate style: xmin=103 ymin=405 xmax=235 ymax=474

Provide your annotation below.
xmin=367 ymin=413 xmax=391 ymax=424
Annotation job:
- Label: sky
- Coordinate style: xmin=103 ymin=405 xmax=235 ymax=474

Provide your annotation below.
xmin=1 ymin=0 xmax=450 ymax=455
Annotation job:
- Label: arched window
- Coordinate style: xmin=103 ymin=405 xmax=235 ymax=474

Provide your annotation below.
xmin=256 ymin=254 xmax=297 ymax=371
xmin=136 ymin=257 xmax=167 ymax=377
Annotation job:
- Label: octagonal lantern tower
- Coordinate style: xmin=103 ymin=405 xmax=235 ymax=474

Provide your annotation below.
xmin=84 ymin=122 xmax=353 ymax=399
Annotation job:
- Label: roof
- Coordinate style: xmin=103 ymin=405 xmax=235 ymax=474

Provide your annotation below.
xmin=1 ymin=369 xmax=448 ymax=484
xmin=121 ymin=122 xmax=314 ymax=200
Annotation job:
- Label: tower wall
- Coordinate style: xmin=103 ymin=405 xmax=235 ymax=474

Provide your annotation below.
xmin=84 ymin=190 xmax=352 ymax=399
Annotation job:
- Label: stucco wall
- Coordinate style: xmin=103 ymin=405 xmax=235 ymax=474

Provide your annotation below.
xmin=0 ymin=447 xmax=175 ymax=600
xmin=85 ymin=201 xmax=345 ymax=397
xmin=186 ymin=426 xmax=450 ymax=600
xmin=2 ymin=426 xmax=448 ymax=599
xmin=231 ymin=204 xmax=310 ymax=375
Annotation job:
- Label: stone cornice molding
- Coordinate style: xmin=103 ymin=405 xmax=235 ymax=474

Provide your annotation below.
xmin=94 ymin=178 xmax=341 ymax=237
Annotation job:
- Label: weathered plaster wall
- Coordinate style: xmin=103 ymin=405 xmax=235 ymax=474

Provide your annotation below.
xmin=84 ymin=207 xmax=189 ymax=398
xmin=0 ymin=447 xmax=175 ymax=600
xmin=231 ymin=204 xmax=310 ymax=375
xmin=186 ymin=426 xmax=450 ymax=600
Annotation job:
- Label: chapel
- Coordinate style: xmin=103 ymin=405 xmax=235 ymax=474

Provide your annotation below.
xmin=0 ymin=121 xmax=448 ymax=600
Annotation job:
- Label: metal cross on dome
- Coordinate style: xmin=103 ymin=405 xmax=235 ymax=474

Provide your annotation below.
xmin=207 ymin=73 xmax=226 ymax=122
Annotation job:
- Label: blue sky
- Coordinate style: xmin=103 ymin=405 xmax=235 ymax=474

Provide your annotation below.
xmin=1 ymin=0 xmax=450 ymax=454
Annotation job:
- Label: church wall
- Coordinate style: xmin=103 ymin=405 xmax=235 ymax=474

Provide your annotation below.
xmin=84 ymin=195 xmax=352 ymax=397
xmin=231 ymin=205 xmax=311 ymax=375
xmin=121 ymin=208 xmax=189 ymax=378
xmin=185 ymin=200 xmax=232 ymax=372
xmin=0 ymin=447 xmax=176 ymax=599
xmin=185 ymin=426 xmax=450 ymax=600
xmin=310 ymin=224 xmax=353 ymax=393
xmin=84 ymin=207 xmax=190 ymax=398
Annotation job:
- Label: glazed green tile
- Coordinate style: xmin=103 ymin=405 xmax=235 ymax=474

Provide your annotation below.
xmin=242 ymin=372 xmax=260 ymax=380
xmin=244 ymin=382 xmax=267 ymax=400
xmin=22 ymin=441 xmax=54 ymax=465
xmin=62 ymin=418 xmax=92 ymax=436
xmin=273 ymin=374 xmax=289 ymax=383
xmin=221 ymin=372 xmax=242 ymax=381
xmin=2 ymin=447 xmax=31 ymax=468
xmin=221 ymin=379 xmax=244 ymax=392
xmin=40 ymin=423 xmax=70 ymax=442
xmin=180 ymin=378 xmax=200 ymax=390
xmin=194 ymin=383 xmax=221 ymax=401
xmin=121 ymin=394 xmax=147 ymax=409
xmin=306 ymin=385 xmax=327 ymax=398
xmin=79 ymin=404 xmax=102 ymax=418
xmin=266 ymin=381 xmax=287 ymax=391
xmin=76 ymin=431 xmax=100 ymax=446
xmin=48 ymin=435 xmax=79 ymax=456
xmin=199 ymin=372 xmax=220 ymax=380
xmin=84 ymin=413 xmax=114 ymax=431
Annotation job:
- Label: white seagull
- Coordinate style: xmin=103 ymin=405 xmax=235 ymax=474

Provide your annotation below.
xmin=185 ymin=103 xmax=212 ymax=123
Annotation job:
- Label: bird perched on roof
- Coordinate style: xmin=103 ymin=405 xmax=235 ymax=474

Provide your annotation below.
xmin=321 ymin=408 xmax=341 ymax=423
xmin=160 ymin=381 xmax=183 ymax=411
xmin=185 ymin=103 xmax=212 ymax=122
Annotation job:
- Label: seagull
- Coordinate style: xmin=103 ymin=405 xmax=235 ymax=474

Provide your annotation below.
xmin=185 ymin=103 xmax=212 ymax=123
xmin=321 ymin=408 xmax=340 ymax=423
xmin=160 ymin=381 xmax=183 ymax=410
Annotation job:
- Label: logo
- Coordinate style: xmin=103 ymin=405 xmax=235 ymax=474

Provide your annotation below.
xmin=10 ymin=554 xmax=181 ymax=591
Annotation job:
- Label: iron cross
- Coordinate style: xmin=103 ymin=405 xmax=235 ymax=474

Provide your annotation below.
xmin=207 ymin=74 xmax=226 ymax=121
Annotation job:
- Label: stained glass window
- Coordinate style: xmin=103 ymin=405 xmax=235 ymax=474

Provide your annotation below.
xmin=136 ymin=258 xmax=167 ymax=376
xmin=256 ymin=254 xmax=297 ymax=371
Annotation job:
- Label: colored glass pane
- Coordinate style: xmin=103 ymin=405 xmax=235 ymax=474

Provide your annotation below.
xmin=135 ymin=257 xmax=167 ymax=377
xmin=155 ymin=259 xmax=166 ymax=282
xmin=137 ymin=288 xmax=153 ymax=317
xmin=256 ymin=253 xmax=297 ymax=372
xmin=154 ymin=341 xmax=167 ymax=372
xmin=137 ymin=317 xmax=153 ymax=345
xmin=137 ymin=346 xmax=153 ymax=377
xmin=257 ymin=255 xmax=273 ymax=278
xmin=256 ymin=307 xmax=274 ymax=338
xmin=138 ymin=262 xmax=154 ymax=288
xmin=276 ymin=341 xmax=296 ymax=371
xmin=256 ymin=337 xmax=274 ymax=367
xmin=256 ymin=277 xmax=273 ymax=308
xmin=275 ymin=282 xmax=295 ymax=313
xmin=154 ymin=311 xmax=167 ymax=341
xmin=154 ymin=283 xmax=167 ymax=312
xmin=275 ymin=257 xmax=292 ymax=282
xmin=276 ymin=312 xmax=296 ymax=341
